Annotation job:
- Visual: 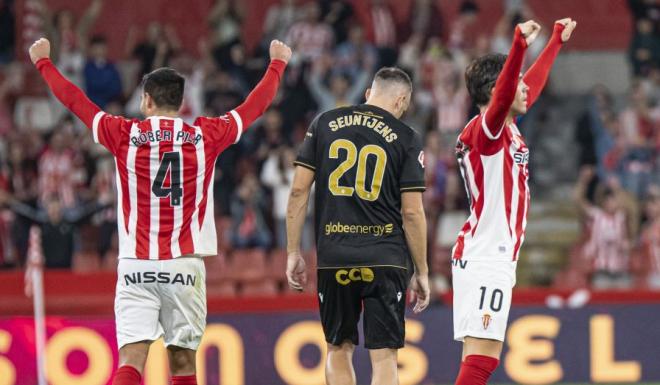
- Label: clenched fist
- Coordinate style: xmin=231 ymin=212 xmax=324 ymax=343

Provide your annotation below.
xmin=269 ymin=40 xmax=292 ymax=64
xmin=518 ymin=20 xmax=541 ymax=46
xmin=555 ymin=18 xmax=577 ymax=42
xmin=29 ymin=38 xmax=51 ymax=65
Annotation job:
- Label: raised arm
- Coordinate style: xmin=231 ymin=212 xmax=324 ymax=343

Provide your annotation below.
xmin=523 ymin=18 xmax=577 ymax=107
xmin=482 ymin=24 xmax=531 ymax=135
xmin=30 ymin=38 xmax=101 ymax=128
xmin=574 ymin=166 xmax=596 ymax=214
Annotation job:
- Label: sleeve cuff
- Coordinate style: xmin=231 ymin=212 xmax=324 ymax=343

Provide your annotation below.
xmin=552 ymin=23 xmax=566 ymax=44
xmin=229 ymin=110 xmax=244 ymax=143
xmin=293 ymin=160 xmax=316 ymax=171
xmin=400 ymin=186 xmax=426 ymax=192
xmin=513 ymin=26 xmax=529 ymax=49
xmin=35 ymin=58 xmax=52 ymax=71
xmin=269 ymin=59 xmax=288 ymax=77
xmin=92 ymin=111 xmax=105 ymax=143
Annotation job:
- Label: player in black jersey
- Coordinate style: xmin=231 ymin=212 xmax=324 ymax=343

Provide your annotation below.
xmin=286 ymin=67 xmax=430 ymax=385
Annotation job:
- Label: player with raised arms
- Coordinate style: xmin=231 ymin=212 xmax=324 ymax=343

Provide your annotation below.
xmin=28 ymin=37 xmax=291 ymax=385
xmin=286 ymin=67 xmax=430 ymax=385
xmin=451 ymin=18 xmax=577 ymax=385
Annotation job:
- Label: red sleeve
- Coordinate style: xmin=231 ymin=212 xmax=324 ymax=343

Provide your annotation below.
xmin=523 ymin=23 xmax=565 ymax=108
xmin=35 ymin=58 xmax=101 ymax=129
xmin=92 ymin=112 xmax=134 ymax=155
xmin=482 ymin=26 xmax=527 ymax=141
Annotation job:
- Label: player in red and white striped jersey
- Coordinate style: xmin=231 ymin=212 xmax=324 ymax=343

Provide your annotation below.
xmin=450 ymin=19 xmax=577 ymax=385
xmin=29 ymin=38 xmax=291 ymax=385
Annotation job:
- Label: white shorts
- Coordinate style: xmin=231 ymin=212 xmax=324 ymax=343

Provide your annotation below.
xmin=115 ymin=257 xmax=207 ymax=350
xmin=452 ymin=260 xmax=517 ymax=342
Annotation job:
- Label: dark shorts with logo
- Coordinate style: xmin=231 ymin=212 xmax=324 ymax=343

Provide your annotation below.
xmin=317 ymin=266 xmax=410 ymax=349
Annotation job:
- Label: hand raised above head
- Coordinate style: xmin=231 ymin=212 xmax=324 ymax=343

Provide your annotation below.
xmin=518 ymin=20 xmax=541 ymax=46
xmin=29 ymin=38 xmax=51 ymax=64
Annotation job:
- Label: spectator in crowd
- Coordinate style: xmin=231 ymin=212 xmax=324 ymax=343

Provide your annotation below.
xmin=491 ymin=6 xmax=548 ymax=67
xmin=125 ymin=22 xmax=181 ymax=80
xmin=366 ymin=0 xmax=398 ymax=67
xmin=247 ymin=108 xmax=289 ymax=168
xmin=169 ymin=52 xmax=206 ymax=123
xmin=286 ymin=2 xmax=334 ymax=63
xmin=0 ymin=63 xmax=23 ymax=135
xmin=618 ymin=81 xmax=659 ymax=198
xmin=208 ymin=0 xmax=244 ymax=50
xmin=230 ymin=173 xmax=272 ymax=250
xmin=261 ymin=146 xmax=300 ymax=249
xmin=0 ymin=192 xmax=107 ymax=269
xmin=307 ymin=54 xmax=371 ymax=112
xmin=423 ymin=131 xmax=448 ymax=247
xmin=0 ymin=0 xmax=15 ymax=64
xmin=584 ymin=86 xmax=621 ymax=181
xmin=334 ymin=25 xmax=378 ymax=80
xmin=641 ymin=191 xmax=660 ymax=287
xmin=38 ymin=128 xmax=83 ymax=209
xmin=575 ymin=168 xmax=636 ymax=289
xmin=403 ymin=0 xmax=444 ymax=43
xmin=628 ymin=17 xmax=660 ymax=77
xmin=91 ymin=154 xmax=116 ymax=262
xmin=83 ymin=35 xmax=122 ymax=109
xmin=208 ymin=0 xmax=247 ymax=73
xmin=39 ymin=0 xmax=103 ymax=77
xmin=433 ymin=51 xmax=469 ymax=135
xmin=447 ymin=0 xmax=480 ymax=52
xmin=262 ymin=0 xmax=303 ymax=43
xmin=320 ymin=0 xmax=353 ymax=44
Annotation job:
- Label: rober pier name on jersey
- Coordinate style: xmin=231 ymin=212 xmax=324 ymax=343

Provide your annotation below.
xmin=131 ymin=129 xmax=202 ymax=147
xmin=328 ymin=112 xmax=398 ymax=143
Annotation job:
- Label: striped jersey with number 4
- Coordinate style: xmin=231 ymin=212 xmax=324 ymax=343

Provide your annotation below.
xmin=93 ymin=113 xmax=243 ymax=260
xmin=34 ymin=57 xmax=286 ymax=260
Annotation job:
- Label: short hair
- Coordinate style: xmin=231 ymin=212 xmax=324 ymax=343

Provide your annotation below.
xmin=141 ymin=68 xmax=185 ymax=110
xmin=373 ymin=67 xmax=412 ymax=92
xmin=465 ymin=53 xmax=507 ymax=107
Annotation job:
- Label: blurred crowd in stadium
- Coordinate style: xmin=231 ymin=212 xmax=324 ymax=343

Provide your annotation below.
xmin=0 ymin=0 xmax=657 ymax=295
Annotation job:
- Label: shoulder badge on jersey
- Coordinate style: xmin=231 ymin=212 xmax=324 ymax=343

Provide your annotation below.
xmin=418 ymin=150 xmax=425 ymax=168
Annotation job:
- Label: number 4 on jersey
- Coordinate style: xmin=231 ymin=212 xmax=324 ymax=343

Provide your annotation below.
xmin=152 ymin=151 xmax=183 ymax=206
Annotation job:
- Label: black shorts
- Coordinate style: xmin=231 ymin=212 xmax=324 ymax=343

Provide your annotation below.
xmin=317 ymin=266 xmax=410 ymax=349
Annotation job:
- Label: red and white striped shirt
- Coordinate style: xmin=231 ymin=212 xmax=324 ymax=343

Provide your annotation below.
xmin=36 ymin=57 xmax=287 ymax=260
xmin=452 ymin=115 xmax=530 ymax=261
xmin=452 ymin=23 xmax=565 ymax=262
xmin=92 ymin=112 xmax=242 ymax=259
xmin=582 ymin=207 xmax=629 ymax=272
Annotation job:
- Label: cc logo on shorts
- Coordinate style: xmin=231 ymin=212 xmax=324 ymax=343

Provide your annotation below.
xmin=335 ymin=268 xmax=375 ymax=285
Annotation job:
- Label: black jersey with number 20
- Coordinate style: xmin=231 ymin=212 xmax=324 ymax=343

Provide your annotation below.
xmin=295 ymin=104 xmax=426 ymax=269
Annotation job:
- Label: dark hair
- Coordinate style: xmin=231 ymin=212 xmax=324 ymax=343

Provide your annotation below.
xmin=141 ymin=68 xmax=185 ymax=110
xmin=374 ymin=67 xmax=412 ymax=91
xmin=465 ymin=53 xmax=507 ymax=107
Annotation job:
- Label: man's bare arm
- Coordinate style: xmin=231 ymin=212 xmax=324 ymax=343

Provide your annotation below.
xmin=285 ymin=166 xmax=315 ymax=291
xmin=401 ymin=191 xmax=430 ymax=313
xmin=402 ymin=192 xmax=428 ymax=274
